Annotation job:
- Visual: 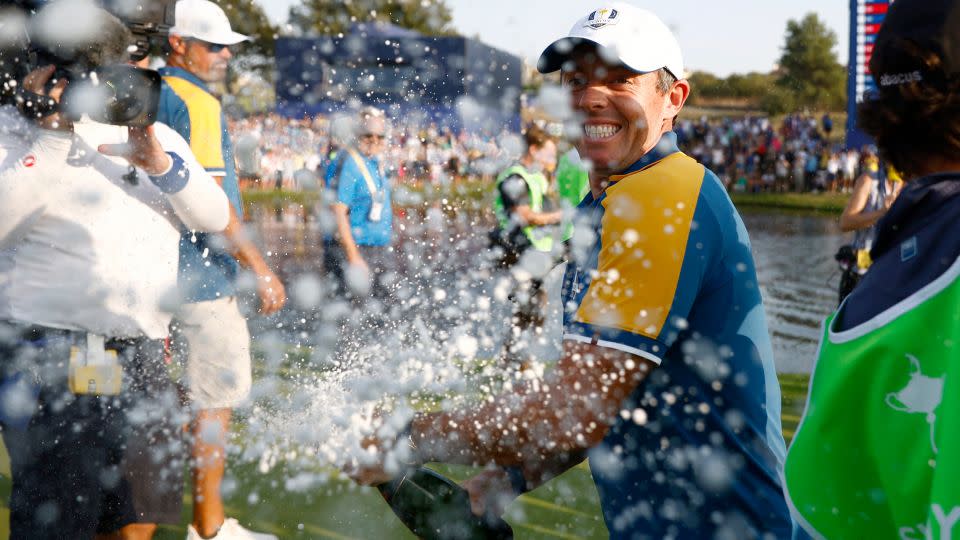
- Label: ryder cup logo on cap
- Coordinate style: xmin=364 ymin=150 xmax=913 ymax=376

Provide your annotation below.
xmin=584 ymin=8 xmax=620 ymax=29
xmin=538 ymin=2 xmax=684 ymax=78
xmin=170 ymin=0 xmax=249 ymax=45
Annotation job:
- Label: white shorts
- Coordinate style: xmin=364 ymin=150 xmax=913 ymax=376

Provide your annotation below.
xmin=173 ymin=297 xmax=252 ymax=410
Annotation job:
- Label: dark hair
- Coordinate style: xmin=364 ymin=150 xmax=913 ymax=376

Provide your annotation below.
xmin=858 ymin=41 xmax=960 ymax=178
xmin=523 ymin=124 xmax=553 ymax=150
xmin=657 ymin=68 xmax=680 ymax=128
xmin=656 ymin=68 xmax=677 ymax=95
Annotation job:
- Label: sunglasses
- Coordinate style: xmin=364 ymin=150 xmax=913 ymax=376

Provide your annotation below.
xmin=362 ymin=133 xmax=386 ymax=141
xmin=189 ymin=39 xmax=231 ymax=54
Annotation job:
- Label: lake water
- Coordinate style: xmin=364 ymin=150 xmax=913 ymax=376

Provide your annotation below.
xmin=248 ymin=204 xmax=846 ymax=375
xmin=743 ymin=210 xmax=846 ymax=373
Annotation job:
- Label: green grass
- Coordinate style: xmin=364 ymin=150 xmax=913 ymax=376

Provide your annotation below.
xmin=780 ymin=373 xmax=811 ymax=445
xmin=242 ymin=184 xmax=850 ymax=218
xmin=730 ymin=192 xmax=850 ymax=214
xmin=0 ymin=373 xmax=811 ymax=539
xmin=242 ymin=189 xmax=321 ymax=208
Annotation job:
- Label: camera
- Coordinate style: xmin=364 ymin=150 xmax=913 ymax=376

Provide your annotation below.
xmin=0 ymin=0 xmax=176 ymax=126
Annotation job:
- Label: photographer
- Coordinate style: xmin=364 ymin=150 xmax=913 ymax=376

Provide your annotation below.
xmin=491 ymin=125 xmax=563 ymax=368
xmin=159 ymin=2 xmax=285 ymax=537
xmin=0 ymin=3 xmax=229 ymax=538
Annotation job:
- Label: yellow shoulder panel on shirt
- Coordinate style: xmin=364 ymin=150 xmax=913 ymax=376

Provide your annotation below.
xmin=575 ymin=152 xmax=705 ymax=339
xmin=163 ymin=76 xmax=226 ymax=171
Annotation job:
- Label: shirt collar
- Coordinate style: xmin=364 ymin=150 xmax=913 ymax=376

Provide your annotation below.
xmin=872 ymin=172 xmax=960 ymax=258
xmin=158 ymin=66 xmax=211 ymax=93
xmin=614 ymin=131 xmax=680 ymax=178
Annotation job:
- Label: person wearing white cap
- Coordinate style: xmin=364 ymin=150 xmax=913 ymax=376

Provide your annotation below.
xmin=346 ymin=3 xmax=799 ymax=539
xmin=157 ymin=1 xmax=283 ymax=539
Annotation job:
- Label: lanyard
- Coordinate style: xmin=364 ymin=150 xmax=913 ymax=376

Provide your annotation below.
xmin=346 ymin=148 xmax=380 ymax=196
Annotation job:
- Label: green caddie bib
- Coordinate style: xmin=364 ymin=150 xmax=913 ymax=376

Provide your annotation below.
xmin=785 ymin=258 xmax=960 ymax=539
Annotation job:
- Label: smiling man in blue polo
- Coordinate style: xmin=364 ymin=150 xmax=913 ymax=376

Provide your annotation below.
xmin=348 ymin=3 xmax=797 ymax=538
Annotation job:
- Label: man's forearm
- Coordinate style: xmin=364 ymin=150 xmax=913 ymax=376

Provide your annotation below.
xmin=408 ymin=343 xmax=652 ymax=468
xmin=333 ymin=204 xmax=362 ymax=262
xmin=410 ymin=387 xmax=597 ymax=467
xmin=223 ymin=205 xmax=272 ymax=273
xmin=526 ymin=210 xmax=563 ymax=227
xmin=513 ymin=205 xmax=563 ymax=227
xmin=839 ymin=209 xmax=886 ymax=232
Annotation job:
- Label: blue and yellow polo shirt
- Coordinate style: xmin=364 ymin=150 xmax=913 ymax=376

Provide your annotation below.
xmin=157 ymin=66 xmax=243 ymax=302
xmin=561 ymin=133 xmax=795 ymax=537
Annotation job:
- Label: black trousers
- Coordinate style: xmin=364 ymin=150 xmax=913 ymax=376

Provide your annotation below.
xmin=322 ymin=242 xmax=395 ymax=360
xmin=322 ymin=241 xmax=393 ymax=303
xmin=0 ymin=324 xmax=185 ymax=539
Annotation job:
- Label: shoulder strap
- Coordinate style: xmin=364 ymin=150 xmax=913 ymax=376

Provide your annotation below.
xmin=498 ymin=164 xmax=530 ymax=185
xmin=328 ymin=153 xmax=347 ymax=190
xmin=345 ymin=148 xmax=379 ymax=195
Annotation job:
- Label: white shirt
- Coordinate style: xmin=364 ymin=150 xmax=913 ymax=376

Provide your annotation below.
xmin=0 ymin=109 xmax=229 ymax=339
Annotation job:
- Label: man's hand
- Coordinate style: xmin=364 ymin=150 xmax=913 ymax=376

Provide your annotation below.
xmin=344 ymin=256 xmax=372 ymax=295
xmin=884 ymin=181 xmax=904 ymax=210
xmin=461 ymin=469 xmax=518 ymax=517
xmin=255 ymin=268 xmax=286 ymax=315
xmin=347 ymin=462 xmax=393 ymax=486
xmin=349 ymin=256 xmax=370 ymax=277
xmin=98 ymin=125 xmax=172 ymax=175
xmin=345 ymin=434 xmax=394 ymax=486
xmin=22 ymin=65 xmax=71 ymax=131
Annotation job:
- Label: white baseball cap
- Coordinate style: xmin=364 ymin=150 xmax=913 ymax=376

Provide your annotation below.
xmin=170 ymin=0 xmax=249 ymax=45
xmin=537 ymin=2 xmax=684 ymax=78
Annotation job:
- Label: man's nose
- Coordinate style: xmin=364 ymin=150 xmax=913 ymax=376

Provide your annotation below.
xmin=575 ymin=84 xmax=608 ymax=111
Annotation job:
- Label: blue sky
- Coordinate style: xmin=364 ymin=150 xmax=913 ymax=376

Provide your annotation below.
xmin=259 ymin=0 xmax=850 ymax=77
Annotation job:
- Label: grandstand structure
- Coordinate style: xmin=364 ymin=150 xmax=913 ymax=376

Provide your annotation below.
xmin=275 ymin=22 xmax=522 ymax=133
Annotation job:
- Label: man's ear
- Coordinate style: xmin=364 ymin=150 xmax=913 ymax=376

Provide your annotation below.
xmin=168 ymin=35 xmax=187 ymax=56
xmin=665 ymin=79 xmax=690 ymax=119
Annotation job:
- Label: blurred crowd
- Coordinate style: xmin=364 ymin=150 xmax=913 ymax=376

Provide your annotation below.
xmin=229 ymin=113 xmax=517 ymax=191
xmin=230 ymin=110 xmax=883 ymax=197
xmin=676 ymin=112 xmax=867 ymax=194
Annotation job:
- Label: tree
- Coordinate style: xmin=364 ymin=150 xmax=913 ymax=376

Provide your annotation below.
xmin=288 ymin=0 xmax=457 ymax=36
xmin=687 ymin=71 xmax=723 ymax=100
xmin=776 ymin=13 xmax=846 ymax=111
xmin=760 ymin=86 xmax=797 ymax=116
xmin=208 ymin=1 xmax=277 ymax=99
xmin=214 ymin=0 xmax=277 ymax=57
xmin=687 ymin=70 xmax=778 ymax=107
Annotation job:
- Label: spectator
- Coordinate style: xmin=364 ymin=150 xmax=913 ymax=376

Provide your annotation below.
xmin=826 ymin=151 xmax=841 ymax=192
xmin=838 ymin=152 xmax=904 ymax=302
xmin=785 ymin=0 xmax=960 ymax=535
xmin=159 ymin=1 xmax=285 ymax=538
xmin=323 ymin=107 xmax=394 ymax=306
xmin=491 ymin=125 xmax=563 ymax=367
xmin=555 ymin=147 xmax=590 ymax=209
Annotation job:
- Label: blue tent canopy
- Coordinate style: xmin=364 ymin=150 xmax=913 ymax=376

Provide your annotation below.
xmin=274 ymin=25 xmax=522 ymax=133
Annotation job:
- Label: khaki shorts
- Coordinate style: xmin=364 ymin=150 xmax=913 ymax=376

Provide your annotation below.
xmin=172 ymin=297 xmax=252 ymax=410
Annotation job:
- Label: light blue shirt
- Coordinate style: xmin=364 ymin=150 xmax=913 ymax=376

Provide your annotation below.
xmin=324 ymin=150 xmax=392 ymax=247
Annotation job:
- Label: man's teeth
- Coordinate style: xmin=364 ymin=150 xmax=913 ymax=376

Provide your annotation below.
xmin=584 ymin=124 xmax=621 ymax=139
